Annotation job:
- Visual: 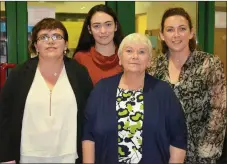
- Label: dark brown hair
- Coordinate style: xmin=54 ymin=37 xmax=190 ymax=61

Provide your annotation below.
xmin=160 ymin=7 xmax=196 ymax=54
xmin=29 ymin=18 xmax=69 ymax=54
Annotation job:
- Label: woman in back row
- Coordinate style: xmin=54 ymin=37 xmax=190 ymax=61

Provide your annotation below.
xmin=74 ymin=4 xmax=124 ymax=85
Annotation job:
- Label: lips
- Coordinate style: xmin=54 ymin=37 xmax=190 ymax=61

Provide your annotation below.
xmin=46 ymin=47 xmax=56 ymax=50
xmin=172 ymin=40 xmax=182 ymax=44
xmin=100 ymin=36 xmax=108 ymax=39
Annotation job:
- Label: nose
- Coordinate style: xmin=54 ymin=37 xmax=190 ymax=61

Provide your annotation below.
xmin=132 ymin=52 xmax=139 ymax=59
xmin=47 ymin=37 xmax=54 ymax=44
xmin=100 ymin=26 xmax=106 ymax=33
xmin=174 ymin=29 xmax=180 ymax=37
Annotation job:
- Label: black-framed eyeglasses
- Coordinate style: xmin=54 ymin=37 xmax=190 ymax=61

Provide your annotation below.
xmin=37 ymin=34 xmax=64 ymax=42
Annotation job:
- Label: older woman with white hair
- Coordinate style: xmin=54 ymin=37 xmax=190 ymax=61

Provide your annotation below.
xmin=82 ymin=33 xmax=187 ymax=164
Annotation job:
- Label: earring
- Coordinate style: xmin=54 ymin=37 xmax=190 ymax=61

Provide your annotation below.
xmin=36 ymin=51 xmax=39 ymax=55
xmin=64 ymin=50 xmax=67 ymax=55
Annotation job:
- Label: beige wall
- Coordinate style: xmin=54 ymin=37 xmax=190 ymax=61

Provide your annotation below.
xmin=1 ymin=2 xmax=105 ymax=13
xmin=27 ymin=2 xmax=104 ymax=13
xmin=146 ymin=2 xmax=197 ymax=31
xmin=135 ymin=2 xmax=152 ymax=14
xmin=1 ymin=2 xmax=5 ymax=11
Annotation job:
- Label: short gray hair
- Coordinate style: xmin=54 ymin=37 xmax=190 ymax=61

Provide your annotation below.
xmin=118 ymin=33 xmax=153 ymax=58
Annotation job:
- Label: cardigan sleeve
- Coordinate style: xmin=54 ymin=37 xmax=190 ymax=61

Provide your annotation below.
xmin=0 ymin=68 xmax=18 ymax=162
xmin=165 ymin=84 xmax=188 ymax=150
xmin=82 ymin=80 xmax=103 ymax=141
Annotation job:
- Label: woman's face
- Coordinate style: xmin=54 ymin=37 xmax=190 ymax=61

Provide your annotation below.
xmin=34 ymin=28 xmax=68 ymax=59
xmin=89 ymin=11 xmax=117 ymax=46
xmin=160 ymin=15 xmax=194 ymax=53
xmin=119 ymin=42 xmax=151 ymax=74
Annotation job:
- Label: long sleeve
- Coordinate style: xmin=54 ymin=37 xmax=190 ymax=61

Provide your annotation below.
xmin=198 ymin=56 xmax=227 ymax=159
xmin=0 ymin=69 xmax=17 ymax=162
xmin=82 ymin=80 xmax=103 ymax=142
xmin=166 ymin=84 xmax=188 ymax=150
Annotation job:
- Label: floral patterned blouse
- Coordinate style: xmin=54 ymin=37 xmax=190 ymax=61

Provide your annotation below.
xmin=116 ymin=87 xmax=144 ymax=163
xmin=147 ymin=50 xmax=226 ymax=164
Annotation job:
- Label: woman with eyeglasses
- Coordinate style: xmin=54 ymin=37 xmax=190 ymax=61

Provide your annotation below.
xmin=73 ymin=4 xmax=124 ymax=85
xmin=0 ymin=18 xmax=93 ymax=163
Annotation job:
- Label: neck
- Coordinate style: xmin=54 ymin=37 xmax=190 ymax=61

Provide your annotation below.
xmin=120 ymin=72 xmax=145 ymax=90
xmin=169 ymin=47 xmax=191 ymax=65
xmin=95 ymin=41 xmax=115 ymax=57
xmin=38 ymin=56 xmax=64 ymax=75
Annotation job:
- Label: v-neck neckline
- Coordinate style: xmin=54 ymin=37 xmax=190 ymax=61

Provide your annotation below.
xmin=37 ymin=65 xmax=65 ymax=92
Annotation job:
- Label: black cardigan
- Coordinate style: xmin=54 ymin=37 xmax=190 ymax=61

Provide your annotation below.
xmin=0 ymin=56 xmax=93 ymax=163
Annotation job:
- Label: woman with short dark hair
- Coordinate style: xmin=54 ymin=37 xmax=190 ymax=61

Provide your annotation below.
xmin=0 ymin=18 xmax=93 ymax=163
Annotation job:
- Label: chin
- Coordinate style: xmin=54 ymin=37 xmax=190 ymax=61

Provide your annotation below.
xmin=46 ymin=53 xmax=62 ymax=58
xmin=99 ymin=40 xmax=113 ymax=46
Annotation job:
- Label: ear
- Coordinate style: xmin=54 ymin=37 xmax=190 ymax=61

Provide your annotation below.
xmin=34 ymin=43 xmax=38 ymax=53
xmin=118 ymin=54 xmax=122 ymax=65
xmin=119 ymin=58 xmax=122 ymax=65
xmin=147 ymin=55 xmax=152 ymax=68
xmin=114 ymin=22 xmax=117 ymax=32
xmin=88 ymin=25 xmax=92 ymax=34
xmin=65 ymin=41 xmax=68 ymax=50
xmin=189 ymin=27 xmax=195 ymax=39
xmin=159 ymin=32 xmax=165 ymax=41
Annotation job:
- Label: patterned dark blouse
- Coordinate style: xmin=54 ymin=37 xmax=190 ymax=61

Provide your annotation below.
xmin=147 ymin=50 xmax=226 ymax=164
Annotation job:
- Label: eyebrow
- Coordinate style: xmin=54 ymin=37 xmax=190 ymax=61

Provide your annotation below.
xmin=165 ymin=25 xmax=187 ymax=28
xmin=38 ymin=33 xmax=61 ymax=36
xmin=124 ymin=46 xmax=147 ymax=50
xmin=92 ymin=21 xmax=113 ymax=25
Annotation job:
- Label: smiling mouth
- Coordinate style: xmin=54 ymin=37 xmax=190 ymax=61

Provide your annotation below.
xmin=172 ymin=40 xmax=182 ymax=44
xmin=130 ymin=63 xmax=139 ymax=65
xmin=46 ymin=47 xmax=56 ymax=50
xmin=100 ymin=36 xmax=108 ymax=39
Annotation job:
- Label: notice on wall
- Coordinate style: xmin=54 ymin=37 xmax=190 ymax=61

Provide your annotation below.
xmin=28 ymin=6 xmax=55 ymax=26
xmin=215 ymin=11 xmax=226 ymax=28
xmin=62 ymin=21 xmax=84 ymax=49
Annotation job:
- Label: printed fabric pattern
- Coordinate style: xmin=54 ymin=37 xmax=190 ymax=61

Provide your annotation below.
xmin=116 ymin=88 xmax=144 ymax=163
xmin=147 ymin=50 xmax=226 ymax=164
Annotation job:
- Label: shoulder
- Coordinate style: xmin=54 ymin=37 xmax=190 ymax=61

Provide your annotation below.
xmin=8 ymin=57 xmax=38 ymax=76
xmin=195 ymin=51 xmax=223 ymax=70
xmin=91 ymin=73 xmax=122 ymax=93
xmin=147 ymin=53 xmax=167 ymax=76
xmin=147 ymin=74 xmax=171 ymax=89
xmin=145 ymin=74 xmax=175 ymax=98
xmin=97 ymin=73 xmax=121 ymax=86
xmin=64 ymin=56 xmax=90 ymax=74
xmin=73 ymin=50 xmax=91 ymax=61
xmin=194 ymin=50 xmax=220 ymax=63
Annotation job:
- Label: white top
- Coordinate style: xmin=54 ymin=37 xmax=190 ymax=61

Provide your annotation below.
xmin=20 ymin=66 xmax=78 ymax=163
